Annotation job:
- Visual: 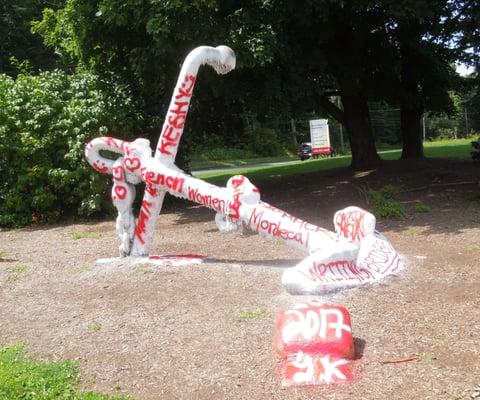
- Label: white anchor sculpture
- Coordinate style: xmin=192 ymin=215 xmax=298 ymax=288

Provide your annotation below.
xmin=85 ymin=45 xmax=403 ymax=294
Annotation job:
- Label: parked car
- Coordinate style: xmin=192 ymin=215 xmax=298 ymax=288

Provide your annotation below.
xmin=297 ymin=142 xmax=313 ymax=161
xmin=297 ymin=142 xmax=336 ymax=160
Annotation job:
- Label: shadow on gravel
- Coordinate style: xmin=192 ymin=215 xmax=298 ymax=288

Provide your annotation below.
xmin=205 ymin=257 xmax=301 ymax=268
xmin=354 ymin=337 xmax=367 ymax=360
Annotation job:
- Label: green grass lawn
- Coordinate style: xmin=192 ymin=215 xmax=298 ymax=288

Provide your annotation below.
xmin=199 ymin=138 xmax=473 ymax=183
xmin=380 ymin=138 xmax=473 ymax=160
xmin=0 ymin=344 xmax=129 ymax=400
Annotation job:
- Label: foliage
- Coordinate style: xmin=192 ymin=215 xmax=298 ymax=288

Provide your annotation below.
xmin=404 ymin=227 xmax=421 ymax=236
xmin=368 ymin=185 xmax=406 ymax=219
xmin=71 ymin=231 xmax=102 ymax=240
xmin=236 ymin=307 xmax=270 ymax=320
xmin=0 ymin=0 xmax=60 ymax=76
xmin=0 ymin=69 xmax=141 ymax=227
xmin=388 ymin=1 xmax=462 ymax=114
xmin=472 ymin=212 xmax=480 ymax=224
xmin=190 ymin=125 xmax=292 ymax=161
xmin=32 ymin=0 xmax=279 ymax=150
xmin=472 ymin=137 xmax=480 ymax=161
xmin=89 ymin=321 xmax=103 ymax=332
xmin=33 ymin=0 xmax=479 ymax=169
xmin=248 ymin=127 xmax=286 ymax=157
xmin=414 ymin=203 xmax=431 ymax=213
xmin=194 ymin=146 xmax=258 ymax=162
xmin=423 ymin=86 xmax=479 ymax=140
xmin=0 ymin=343 xmax=130 ymax=399
xmin=1 ymin=0 xmax=475 ymax=172
xmin=6 ymin=265 xmax=27 ymax=282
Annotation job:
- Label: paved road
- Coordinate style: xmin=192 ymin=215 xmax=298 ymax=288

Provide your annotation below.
xmin=191 ymin=158 xmax=303 ymax=177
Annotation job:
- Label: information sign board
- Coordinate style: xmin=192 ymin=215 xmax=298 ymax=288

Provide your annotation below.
xmin=309 ymin=119 xmax=331 ymax=155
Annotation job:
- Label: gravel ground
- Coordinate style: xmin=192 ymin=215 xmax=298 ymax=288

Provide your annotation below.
xmin=1 ymin=158 xmax=479 ymax=400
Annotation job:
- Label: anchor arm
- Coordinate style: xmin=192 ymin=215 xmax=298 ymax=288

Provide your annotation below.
xmin=130 ymin=45 xmax=236 ymax=257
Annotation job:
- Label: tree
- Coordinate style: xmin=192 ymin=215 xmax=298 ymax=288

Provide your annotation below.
xmin=0 ymin=0 xmax=60 ymax=75
xmin=34 ymin=0 xmax=391 ymax=169
xmin=382 ymin=0 xmax=476 ymax=159
xmin=0 ymin=70 xmax=140 ymax=226
xmin=457 ymin=0 xmax=480 ymax=132
xmin=33 ymin=0 xmax=281 ymax=161
xmin=33 ymin=0 xmax=476 ymax=170
xmin=225 ymin=1 xmax=391 ymax=169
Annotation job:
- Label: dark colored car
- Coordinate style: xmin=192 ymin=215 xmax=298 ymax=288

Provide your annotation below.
xmin=297 ymin=142 xmax=313 ymax=161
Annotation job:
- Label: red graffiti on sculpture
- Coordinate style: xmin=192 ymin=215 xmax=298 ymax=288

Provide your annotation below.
xmin=158 ymin=75 xmax=196 ymax=157
xmin=134 ymin=200 xmax=153 ymax=245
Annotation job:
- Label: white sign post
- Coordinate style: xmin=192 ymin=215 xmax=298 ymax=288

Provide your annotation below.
xmin=309 ymin=119 xmax=331 ymax=157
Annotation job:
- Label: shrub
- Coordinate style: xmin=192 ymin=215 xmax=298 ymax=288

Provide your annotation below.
xmin=368 ymin=185 xmax=406 ymax=219
xmin=0 ymin=70 xmax=141 ymax=227
xmin=471 ymin=136 xmax=480 ymax=161
xmin=249 ymin=127 xmax=285 ymax=156
xmin=193 ymin=146 xmax=258 ymax=161
xmin=414 ymin=203 xmax=431 ymax=213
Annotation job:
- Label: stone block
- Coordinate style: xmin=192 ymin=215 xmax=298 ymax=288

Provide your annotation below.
xmin=275 ymin=302 xmax=354 ymax=359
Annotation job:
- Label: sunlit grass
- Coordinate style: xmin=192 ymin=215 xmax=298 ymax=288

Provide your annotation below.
xmin=235 ymin=307 xmax=270 ymax=321
xmin=89 ymin=321 xmax=103 ymax=332
xmin=424 ymin=138 xmax=473 ymax=158
xmin=0 ymin=344 xmax=130 ymax=399
xmin=380 ymin=138 xmax=472 ymax=160
xmin=71 ymin=231 xmax=101 ymax=240
xmin=6 ymin=265 xmax=27 ymax=282
xmin=414 ymin=203 xmax=431 ymax=213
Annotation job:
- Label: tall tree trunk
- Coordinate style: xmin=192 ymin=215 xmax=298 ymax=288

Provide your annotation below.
xmin=400 ymin=105 xmax=424 ymax=159
xmin=319 ymin=93 xmax=379 ymax=170
xmin=400 ymin=40 xmax=425 ymax=160
xmin=342 ymin=93 xmax=380 ymax=170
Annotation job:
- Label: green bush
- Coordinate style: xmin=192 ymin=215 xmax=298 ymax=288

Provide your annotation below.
xmin=249 ymin=127 xmax=284 ymax=156
xmin=0 ymin=70 xmax=141 ymax=227
xmin=414 ymin=202 xmax=431 ymax=213
xmin=472 ymin=136 xmax=480 ymax=161
xmin=191 ymin=127 xmax=292 ymax=161
xmin=193 ymin=146 xmax=258 ymax=161
xmin=368 ymin=185 xmax=406 ymax=219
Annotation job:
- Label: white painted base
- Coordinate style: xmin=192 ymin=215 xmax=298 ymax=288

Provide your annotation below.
xmin=96 ymin=254 xmax=207 ymax=267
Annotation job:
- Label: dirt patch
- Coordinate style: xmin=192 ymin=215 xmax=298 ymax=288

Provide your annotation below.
xmin=1 ymin=158 xmax=479 ymax=400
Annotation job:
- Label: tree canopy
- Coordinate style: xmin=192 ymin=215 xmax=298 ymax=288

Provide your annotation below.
xmin=0 ymin=0 xmax=60 ymax=75
xmin=30 ymin=0 xmax=478 ymax=169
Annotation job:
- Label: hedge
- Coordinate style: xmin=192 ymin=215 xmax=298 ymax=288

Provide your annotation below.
xmin=0 ymin=70 xmax=141 ymax=227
